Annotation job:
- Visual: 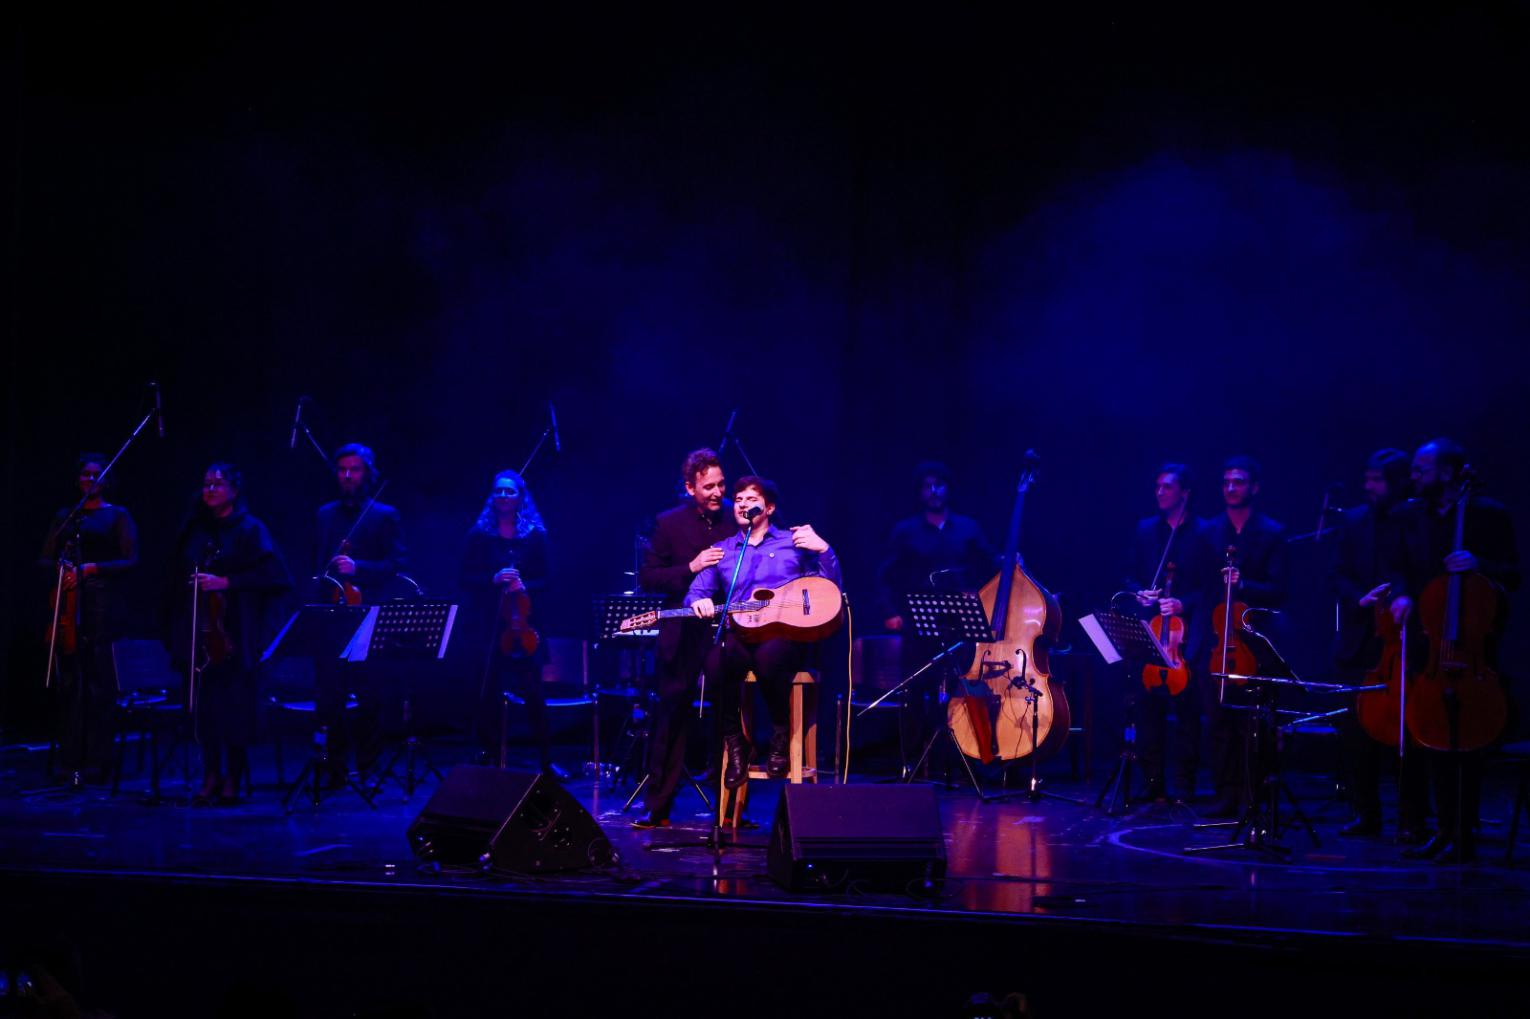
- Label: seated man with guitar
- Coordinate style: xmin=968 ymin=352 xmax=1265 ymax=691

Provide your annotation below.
xmin=687 ymin=476 xmax=842 ymax=787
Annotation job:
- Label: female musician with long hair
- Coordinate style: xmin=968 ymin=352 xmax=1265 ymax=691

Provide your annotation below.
xmin=459 ymin=469 xmax=555 ymax=773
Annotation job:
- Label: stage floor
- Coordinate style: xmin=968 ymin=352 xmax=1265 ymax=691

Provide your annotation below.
xmin=3 ymin=740 xmax=1529 ymax=1016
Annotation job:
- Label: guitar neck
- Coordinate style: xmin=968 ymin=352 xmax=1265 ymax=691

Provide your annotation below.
xmin=652 ymin=599 xmax=763 ymax=622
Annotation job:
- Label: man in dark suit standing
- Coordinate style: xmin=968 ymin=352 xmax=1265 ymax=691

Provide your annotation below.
xmin=632 ymin=448 xmax=734 ymax=828
xmin=1329 ymin=448 xmax=1428 ymax=841
xmin=1201 ymin=456 xmax=1288 ymax=817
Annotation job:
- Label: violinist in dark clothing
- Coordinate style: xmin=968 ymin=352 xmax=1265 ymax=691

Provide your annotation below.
xmin=1200 ymin=456 xmax=1288 ymax=817
xmin=38 ymin=454 xmax=139 ymax=783
xmin=1124 ymin=463 xmax=1209 ymax=802
xmin=459 ymin=469 xmax=554 ymax=773
xmin=167 ymin=463 xmax=291 ymax=805
xmin=313 ymin=443 xmax=407 ymax=785
xmin=631 ymin=448 xmax=734 ymax=829
xmin=1329 ymin=449 xmax=1429 ymax=842
xmin=1391 ymin=438 xmax=1520 ymax=864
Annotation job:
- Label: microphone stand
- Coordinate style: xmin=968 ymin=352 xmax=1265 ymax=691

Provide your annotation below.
xmin=717 ymin=407 xmax=760 ymax=477
xmin=518 ymin=403 xmax=558 ymax=478
xmin=710 ymin=517 xmax=755 ymax=854
xmin=292 ymin=412 xmax=331 ymax=468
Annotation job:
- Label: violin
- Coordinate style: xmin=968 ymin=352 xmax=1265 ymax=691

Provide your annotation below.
xmin=325 ymin=481 xmax=389 ymax=606
xmin=1405 ymin=472 xmax=1508 ymax=753
xmin=1141 ymin=562 xmax=1189 ymax=696
xmin=495 ymin=557 xmax=539 ymax=659
xmin=329 ymin=538 xmax=364 ymax=605
xmin=194 ymin=546 xmax=236 ymax=673
xmin=947 ymin=452 xmax=1069 ymax=764
xmin=1356 ymin=603 xmax=1412 ymax=748
xmin=1210 ymin=545 xmax=1257 ymax=684
xmin=47 ymin=553 xmax=80 ymax=659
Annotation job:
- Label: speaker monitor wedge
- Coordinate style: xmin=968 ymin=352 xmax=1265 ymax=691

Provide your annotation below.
xmin=767 ymin=783 xmax=946 ymax=892
xmin=407 ymin=765 xmax=612 ymax=873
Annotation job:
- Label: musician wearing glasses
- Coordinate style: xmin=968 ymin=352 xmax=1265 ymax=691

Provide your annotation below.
xmin=313 ymin=443 xmax=407 ymax=787
xmin=38 ymin=454 xmax=140 ymax=784
xmin=687 ymin=476 xmax=841 ymax=788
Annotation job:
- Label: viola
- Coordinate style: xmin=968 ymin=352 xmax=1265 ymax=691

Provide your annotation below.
xmin=1356 ymin=603 xmax=1412 ymax=747
xmin=1405 ymin=473 xmax=1508 ymax=753
xmin=495 ymin=557 xmax=540 ymax=659
xmin=947 ymin=452 xmax=1069 ymax=764
xmin=1141 ymin=562 xmax=1189 ymax=696
xmin=1210 ymin=545 xmax=1257 ymax=684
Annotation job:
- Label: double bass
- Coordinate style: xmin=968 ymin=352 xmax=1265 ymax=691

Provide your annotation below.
xmin=1405 ymin=472 xmax=1508 ymax=752
xmin=948 ymin=452 xmax=1069 ymax=763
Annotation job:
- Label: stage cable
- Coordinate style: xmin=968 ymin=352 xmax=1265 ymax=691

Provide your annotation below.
xmin=841 ymin=596 xmax=853 ymax=783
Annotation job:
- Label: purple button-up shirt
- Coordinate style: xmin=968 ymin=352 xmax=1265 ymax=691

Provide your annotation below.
xmin=684 ymin=524 xmax=843 ymax=607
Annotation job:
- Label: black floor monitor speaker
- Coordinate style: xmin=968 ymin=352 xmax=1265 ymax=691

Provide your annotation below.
xmin=767 ymin=784 xmax=946 ymax=892
xmin=407 ymin=765 xmax=612 ymax=873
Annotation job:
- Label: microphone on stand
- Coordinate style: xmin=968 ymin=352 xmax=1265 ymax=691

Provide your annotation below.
xmin=744 ymin=506 xmax=762 ymax=522
xmin=718 ymin=408 xmax=737 ymax=456
xmin=290 ymin=396 xmax=309 ymax=450
xmin=548 ymin=401 xmax=561 ymax=453
xmin=150 ymin=382 xmax=165 ymax=438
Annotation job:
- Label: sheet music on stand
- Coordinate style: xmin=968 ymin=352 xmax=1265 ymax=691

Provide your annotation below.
xmin=902 ymin=591 xmax=996 ymax=642
xmin=345 ymin=601 xmax=457 ymax=662
xmin=261 ymin=604 xmax=370 ymax=664
xmin=592 ymin=593 xmax=665 ymax=640
xmin=1077 ymin=609 xmax=1171 ymax=668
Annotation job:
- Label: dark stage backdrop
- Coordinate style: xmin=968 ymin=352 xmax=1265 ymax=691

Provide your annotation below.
xmin=5 ymin=10 xmax=1527 ymax=744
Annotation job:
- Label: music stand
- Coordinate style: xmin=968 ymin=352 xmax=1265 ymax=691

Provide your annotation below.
xmin=591 ymin=595 xmax=713 ymax=812
xmin=1188 ymin=614 xmax=1321 ymax=859
xmin=263 ymin=605 xmax=377 ymax=811
xmin=1078 ymin=610 xmax=1178 ymax=817
xmin=356 ymin=602 xmax=457 ymax=799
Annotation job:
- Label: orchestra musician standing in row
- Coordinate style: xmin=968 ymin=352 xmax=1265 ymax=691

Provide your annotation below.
xmin=1393 ymin=438 xmax=1519 ymax=864
xmin=1328 ymin=448 xmax=1429 ymax=843
xmin=167 ymin=463 xmax=291 ymax=805
xmin=1126 ymin=463 xmax=1207 ymax=803
xmin=313 ymin=443 xmax=407 ymax=787
xmin=459 ymin=469 xmax=555 ymax=774
xmin=38 ymin=455 xmax=140 ymax=785
xmin=1200 ymin=456 xmax=1288 ymax=818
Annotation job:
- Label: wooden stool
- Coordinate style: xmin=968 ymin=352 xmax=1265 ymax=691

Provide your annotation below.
xmin=717 ymin=671 xmax=818 ymax=828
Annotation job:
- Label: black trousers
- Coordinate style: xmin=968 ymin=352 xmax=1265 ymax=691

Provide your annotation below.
xmin=1428 ymin=749 xmax=1483 ymax=841
xmin=195 ymin=659 xmax=256 ymax=778
xmin=707 ymin=633 xmax=808 ymax=742
xmin=317 ymin=660 xmax=383 ymax=775
xmin=55 ymin=636 xmax=117 ymax=776
xmin=642 ymin=620 xmax=712 ymax=818
xmin=1136 ymin=678 xmax=1201 ymax=798
xmin=1338 ymin=701 xmax=1430 ymax=827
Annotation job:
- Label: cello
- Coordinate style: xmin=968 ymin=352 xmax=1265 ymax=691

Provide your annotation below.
xmin=1405 ymin=472 xmax=1508 ymax=753
xmin=947 ymin=452 xmax=1069 ymax=763
xmin=1141 ymin=562 xmax=1190 ymax=696
xmin=1355 ymin=603 xmax=1412 ymax=749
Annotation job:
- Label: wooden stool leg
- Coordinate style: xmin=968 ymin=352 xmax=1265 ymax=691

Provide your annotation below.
xmin=805 ymin=681 xmax=818 ymax=783
xmin=789 ymin=682 xmax=804 ymax=784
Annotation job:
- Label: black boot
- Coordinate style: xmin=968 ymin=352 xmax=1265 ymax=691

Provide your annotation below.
xmin=1340 ymin=814 xmax=1382 ymax=837
xmin=1402 ymin=831 xmax=1448 ymax=859
xmin=766 ymin=728 xmax=791 ymax=779
xmin=723 ymin=734 xmax=752 ymax=789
